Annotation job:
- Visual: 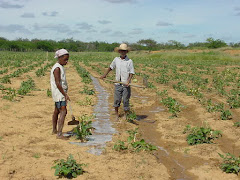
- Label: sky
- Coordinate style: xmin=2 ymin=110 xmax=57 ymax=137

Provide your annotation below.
xmin=0 ymin=0 xmax=240 ymax=44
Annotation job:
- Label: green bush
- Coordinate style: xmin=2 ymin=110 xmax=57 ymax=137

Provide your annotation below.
xmin=219 ymin=153 xmax=240 ymax=175
xmin=113 ymin=128 xmax=157 ymax=152
xmin=73 ymin=115 xmax=94 ymax=142
xmin=52 ymin=154 xmax=85 ymax=179
xmin=183 ymin=125 xmax=222 ymax=145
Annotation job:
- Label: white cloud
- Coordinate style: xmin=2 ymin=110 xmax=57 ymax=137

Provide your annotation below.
xmin=100 ymin=29 xmax=112 ymax=33
xmin=0 ymin=24 xmax=32 ymax=34
xmin=98 ymin=20 xmax=112 ymax=24
xmin=156 ymin=21 xmax=173 ymax=26
xmin=42 ymin=11 xmax=58 ymax=17
xmin=129 ymin=28 xmax=143 ymax=34
xmin=21 ymin=13 xmax=35 ymax=18
xmin=34 ymin=23 xmax=71 ymax=33
xmin=76 ymin=23 xmax=94 ymax=30
xmin=0 ymin=1 xmax=24 ymax=8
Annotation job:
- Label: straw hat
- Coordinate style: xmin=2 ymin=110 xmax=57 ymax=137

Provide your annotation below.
xmin=114 ymin=43 xmax=131 ymax=52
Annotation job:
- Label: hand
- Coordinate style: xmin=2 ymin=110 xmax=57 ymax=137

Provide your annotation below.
xmin=126 ymin=80 xmax=130 ymax=87
xmin=100 ymin=75 xmax=106 ymax=79
xmin=65 ymin=94 xmax=70 ymax=101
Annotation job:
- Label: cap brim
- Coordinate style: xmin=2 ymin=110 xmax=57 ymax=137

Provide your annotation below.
xmin=114 ymin=47 xmax=131 ymax=52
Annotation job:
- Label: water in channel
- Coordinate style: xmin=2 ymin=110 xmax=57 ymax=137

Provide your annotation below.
xmin=69 ymin=76 xmax=116 ymax=155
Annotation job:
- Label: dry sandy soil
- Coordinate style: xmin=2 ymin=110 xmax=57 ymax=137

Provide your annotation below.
xmin=0 ymin=62 xmax=169 ymax=180
xmin=1 ymin=52 xmax=240 ymax=179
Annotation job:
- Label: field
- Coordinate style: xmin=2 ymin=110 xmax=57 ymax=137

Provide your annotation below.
xmin=0 ymin=49 xmax=240 ymax=179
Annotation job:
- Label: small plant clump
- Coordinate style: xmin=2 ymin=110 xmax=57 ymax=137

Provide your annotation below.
xmin=52 ymin=154 xmax=85 ymax=179
xmin=126 ymin=110 xmax=137 ymax=123
xmin=73 ymin=114 xmax=94 ymax=142
xmin=234 ymin=122 xmax=240 ymax=127
xmin=219 ymin=153 xmax=240 ymax=175
xmin=47 ymin=88 xmax=52 ymax=97
xmin=2 ymin=87 xmax=16 ymax=101
xmin=17 ymin=77 xmax=35 ymax=95
xmin=220 ymin=110 xmax=232 ymax=120
xmin=157 ymin=90 xmax=182 ymax=117
xmin=113 ymin=128 xmax=157 ymax=152
xmin=183 ymin=124 xmax=222 ymax=145
xmin=79 ymin=85 xmax=95 ymax=95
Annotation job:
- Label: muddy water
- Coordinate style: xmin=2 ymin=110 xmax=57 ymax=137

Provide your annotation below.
xmin=132 ymin=93 xmax=198 ymax=180
xmin=69 ymin=76 xmax=116 ymax=155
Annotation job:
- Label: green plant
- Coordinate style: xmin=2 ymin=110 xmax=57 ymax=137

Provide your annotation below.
xmin=234 ymin=122 xmax=240 ymax=127
xmin=113 ymin=128 xmax=157 ymax=152
xmin=73 ymin=115 xmax=94 ymax=142
xmin=161 ymin=96 xmax=181 ymax=117
xmin=183 ymin=124 xmax=222 ymax=145
xmin=47 ymin=88 xmax=52 ymax=97
xmin=1 ymin=75 xmax=11 ymax=84
xmin=219 ymin=153 xmax=240 ymax=175
xmin=2 ymin=88 xmax=16 ymax=101
xmin=221 ymin=110 xmax=232 ymax=120
xmin=17 ymin=77 xmax=35 ymax=95
xmin=52 ymin=154 xmax=85 ymax=179
xmin=127 ymin=128 xmax=157 ymax=152
xmin=33 ymin=153 xmax=41 ymax=159
xmin=79 ymin=85 xmax=95 ymax=95
xmin=126 ymin=110 xmax=137 ymax=123
xmin=77 ymin=97 xmax=92 ymax=106
xmin=113 ymin=140 xmax=128 ymax=151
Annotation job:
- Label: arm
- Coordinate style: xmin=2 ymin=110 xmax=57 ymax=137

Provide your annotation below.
xmin=100 ymin=67 xmax=112 ymax=79
xmin=126 ymin=73 xmax=134 ymax=86
xmin=126 ymin=60 xmax=135 ymax=86
xmin=53 ymin=67 xmax=70 ymax=101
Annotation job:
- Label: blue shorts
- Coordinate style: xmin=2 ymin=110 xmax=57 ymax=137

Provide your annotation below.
xmin=55 ymin=101 xmax=67 ymax=109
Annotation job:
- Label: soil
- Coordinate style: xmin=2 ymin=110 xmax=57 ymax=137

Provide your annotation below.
xmin=1 ymin=56 xmax=240 ymax=179
xmin=0 ymin=62 xmax=169 ymax=180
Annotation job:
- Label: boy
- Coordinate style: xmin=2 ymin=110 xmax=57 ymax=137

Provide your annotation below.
xmin=50 ymin=49 xmax=70 ymax=139
xmin=100 ymin=43 xmax=135 ymax=121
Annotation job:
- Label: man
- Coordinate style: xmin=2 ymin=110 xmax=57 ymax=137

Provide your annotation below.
xmin=50 ymin=49 xmax=70 ymax=139
xmin=100 ymin=43 xmax=135 ymax=121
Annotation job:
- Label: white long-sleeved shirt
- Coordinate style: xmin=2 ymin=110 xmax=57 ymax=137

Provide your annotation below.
xmin=110 ymin=56 xmax=135 ymax=84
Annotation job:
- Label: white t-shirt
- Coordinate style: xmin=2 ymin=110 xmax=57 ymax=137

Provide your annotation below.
xmin=50 ymin=63 xmax=68 ymax=102
xmin=110 ymin=56 xmax=135 ymax=84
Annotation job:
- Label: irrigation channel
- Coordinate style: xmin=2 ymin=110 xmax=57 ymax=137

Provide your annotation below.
xmin=69 ymin=76 xmax=116 ymax=155
xmin=69 ymin=76 xmax=195 ymax=179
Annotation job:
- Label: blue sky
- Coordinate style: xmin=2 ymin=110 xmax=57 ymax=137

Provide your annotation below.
xmin=0 ymin=0 xmax=239 ymax=44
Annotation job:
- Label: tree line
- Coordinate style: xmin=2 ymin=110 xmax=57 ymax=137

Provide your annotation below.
xmin=0 ymin=37 xmax=239 ymax=52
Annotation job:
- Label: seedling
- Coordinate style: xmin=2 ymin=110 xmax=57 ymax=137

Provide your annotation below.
xmin=2 ymin=88 xmax=16 ymax=101
xmin=47 ymin=89 xmax=52 ymax=97
xmin=126 ymin=110 xmax=137 ymax=123
xmin=18 ymin=77 xmax=35 ymax=95
xmin=33 ymin=153 xmax=41 ymax=159
xmin=113 ymin=128 xmax=157 ymax=152
xmin=219 ymin=153 xmax=240 ymax=175
xmin=52 ymin=154 xmax=85 ymax=179
xmin=73 ymin=115 xmax=94 ymax=142
xmin=234 ymin=122 xmax=240 ymax=127
xmin=183 ymin=124 xmax=222 ymax=145
xmin=113 ymin=140 xmax=128 ymax=151
xmin=77 ymin=97 xmax=92 ymax=106
xmin=79 ymin=85 xmax=95 ymax=95
xmin=221 ymin=110 xmax=232 ymax=120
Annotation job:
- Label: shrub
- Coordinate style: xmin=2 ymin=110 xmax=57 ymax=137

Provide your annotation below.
xmin=219 ymin=153 xmax=240 ymax=175
xmin=52 ymin=154 xmax=85 ymax=179
xmin=73 ymin=115 xmax=94 ymax=142
xmin=183 ymin=125 xmax=222 ymax=145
